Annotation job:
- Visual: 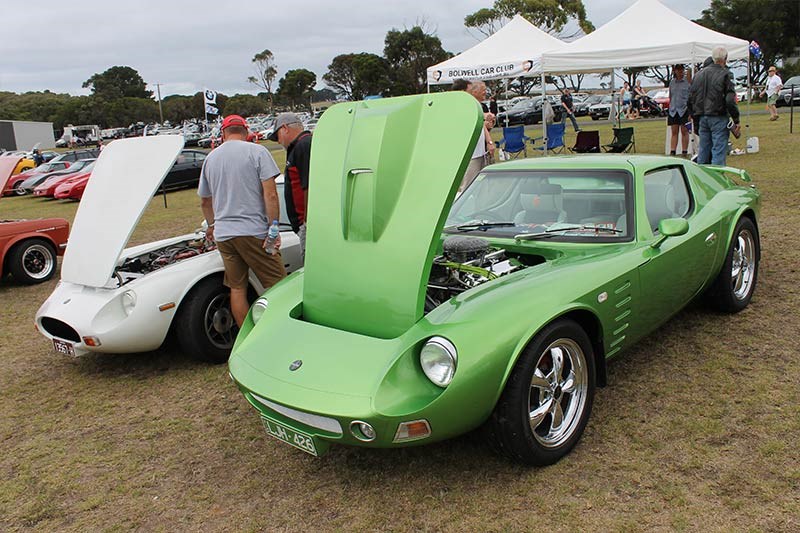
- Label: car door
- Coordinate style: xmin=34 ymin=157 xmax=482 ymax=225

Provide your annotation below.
xmin=636 ymin=165 xmax=720 ymax=331
xmin=163 ymin=151 xmax=192 ymax=188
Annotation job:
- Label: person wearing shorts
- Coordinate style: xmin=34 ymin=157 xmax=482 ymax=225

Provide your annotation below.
xmin=668 ymin=64 xmax=691 ymax=156
xmin=198 ymin=114 xmax=286 ymax=326
xmin=761 ymin=66 xmax=783 ymax=121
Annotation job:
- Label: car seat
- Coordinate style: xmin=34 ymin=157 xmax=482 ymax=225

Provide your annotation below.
xmin=513 ymin=182 xmax=567 ymax=225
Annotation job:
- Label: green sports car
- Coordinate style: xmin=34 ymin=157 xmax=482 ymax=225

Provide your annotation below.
xmin=228 ymin=92 xmax=760 ymax=465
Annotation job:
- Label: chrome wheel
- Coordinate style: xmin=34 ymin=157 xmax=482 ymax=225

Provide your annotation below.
xmin=204 ymin=293 xmax=237 ymax=349
xmin=731 ymin=229 xmax=756 ymax=300
xmin=14 ymin=185 xmax=27 ymax=196
xmin=529 ymin=338 xmax=589 ymax=448
xmin=22 ymin=244 xmax=54 ymax=280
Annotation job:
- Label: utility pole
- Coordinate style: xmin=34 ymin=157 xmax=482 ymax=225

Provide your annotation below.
xmin=155 ymin=83 xmax=164 ymax=124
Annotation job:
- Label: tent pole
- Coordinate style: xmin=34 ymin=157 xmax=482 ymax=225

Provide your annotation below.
xmin=746 ymin=53 xmax=751 ymax=137
xmin=504 ymin=78 xmax=509 ymax=127
xmin=610 ymin=70 xmax=616 ymax=127
xmin=427 ymin=82 xmax=430 ymax=94
xmin=541 ymin=71 xmax=547 ymax=156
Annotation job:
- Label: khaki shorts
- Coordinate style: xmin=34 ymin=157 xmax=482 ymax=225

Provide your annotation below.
xmin=216 ymin=236 xmax=286 ymax=290
xmin=767 ymin=94 xmax=779 ymax=105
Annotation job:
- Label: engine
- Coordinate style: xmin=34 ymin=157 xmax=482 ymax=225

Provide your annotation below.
xmin=425 ymin=236 xmax=525 ymax=312
xmin=114 ymin=236 xmax=216 ymax=286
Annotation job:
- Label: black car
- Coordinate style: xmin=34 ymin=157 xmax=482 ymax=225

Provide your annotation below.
xmin=51 ymin=149 xmax=100 ymax=164
xmin=777 ymin=75 xmax=800 ymax=107
xmin=496 ymin=96 xmax=563 ymax=126
xmin=159 ymin=150 xmax=207 ymax=190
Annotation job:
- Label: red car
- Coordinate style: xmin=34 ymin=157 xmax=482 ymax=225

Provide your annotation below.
xmin=54 ymin=171 xmax=91 ymax=200
xmin=3 ymin=160 xmax=71 ymax=196
xmin=33 ymin=160 xmax=95 ymax=198
xmin=0 ymin=157 xmax=69 ymax=284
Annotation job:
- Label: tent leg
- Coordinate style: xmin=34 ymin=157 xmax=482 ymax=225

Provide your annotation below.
xmin=610 ymin=70 xmax=616 ymax=127
xmin=504 ymin=79 xmax=509 ymax=127
xmin=427 ymin=82 xmax=430 ymax=94
xmin=746 ymin=54 xmax=751 ymax=138
xmin=541 ymin=73 xmax=547 ymax=156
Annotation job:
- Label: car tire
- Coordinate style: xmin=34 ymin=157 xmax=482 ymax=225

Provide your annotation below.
xmin=706 ymin=216 xmax=759 ymax=313
xmin=591 ymin=116 xmax=599 ymax=121
xmin=8 ymin=239 xmax=57 ymax=284
xmin=175 ymin=277 xmax=239 ymax=364
xmin=485 ymin=319 xmax=595 ymax=466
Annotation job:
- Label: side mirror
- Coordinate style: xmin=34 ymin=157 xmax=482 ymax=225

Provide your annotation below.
xmin=651 ymin=217 xmax=689 ymax=248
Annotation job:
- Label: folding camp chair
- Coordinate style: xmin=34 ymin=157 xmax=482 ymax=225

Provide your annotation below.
xmin=604 ymin=127 xmax=636 ymax=153
xmin=534 ymin=122 xmax=566 ymax=154
xmin=569 ymin=130 xmax=600 ymax=153
xmin=495 ymin=125 xmax=530 ymax=159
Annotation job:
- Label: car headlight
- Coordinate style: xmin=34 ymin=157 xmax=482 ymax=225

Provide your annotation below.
xmin=420 ymin=336 xmax=457 ymax=387
xmin=121 ymin=290 xmax=136 ymax=316
xmin=251 ymin=297 xmax=268 ymax=324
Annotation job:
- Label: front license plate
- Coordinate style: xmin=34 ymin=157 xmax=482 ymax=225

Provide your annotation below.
xmin=261 ymin=417 xmax=319 ymax=456
xmin=52 ymin=339 xmax=75 ymax=357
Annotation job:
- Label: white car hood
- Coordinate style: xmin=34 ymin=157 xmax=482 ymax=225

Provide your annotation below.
xmin=61 ymin=136 xmax=184 ymax=287
xmin=0 ymin=156 xmax=23 ymax=193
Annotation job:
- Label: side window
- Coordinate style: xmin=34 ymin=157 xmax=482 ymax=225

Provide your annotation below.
xmin=643 ymin=167 xmax=692 ymax=232
xmin=194 ymin=152 xmax=206 ymax=163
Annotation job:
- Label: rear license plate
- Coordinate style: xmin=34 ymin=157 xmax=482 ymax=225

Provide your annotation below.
xmin=261 ymin=417 xmax=319 ymax=456
xmin=53 ymin=339 xmax=75 ymax=357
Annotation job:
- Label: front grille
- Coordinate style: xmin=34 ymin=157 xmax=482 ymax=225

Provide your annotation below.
xmin=250 ymin=393 xmax=343 ymax=435
xmin=40 ymin=317 xmax=81 ymax=342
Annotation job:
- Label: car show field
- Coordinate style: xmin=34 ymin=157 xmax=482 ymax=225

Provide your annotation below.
xmin=1 ymin=114 xmax=799 ymax=531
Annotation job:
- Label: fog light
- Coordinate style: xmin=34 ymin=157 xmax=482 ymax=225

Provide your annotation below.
xmin=350 ymin=421 xmax=376 ymax=442
xmin=393 ymin=419 xmax=431 ymax=442
xmin=251 ymin=297 xmax=268 ymax=324
xmin=82 ymin=336 xmax=101 ymax=347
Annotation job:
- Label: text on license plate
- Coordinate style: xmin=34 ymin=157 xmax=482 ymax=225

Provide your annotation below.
xmin=53 ymin=339 xmax=75 ymax=357
xmin=261 ymin=417 xmax=318 ymax=456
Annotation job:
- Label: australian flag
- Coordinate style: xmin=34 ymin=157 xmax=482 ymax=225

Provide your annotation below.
xmin=749 ymin=41 xmax=762 ymax=60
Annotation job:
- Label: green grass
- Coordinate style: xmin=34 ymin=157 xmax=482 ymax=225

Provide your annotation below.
xmin=1 ymin=115 xmax=799 ymax=531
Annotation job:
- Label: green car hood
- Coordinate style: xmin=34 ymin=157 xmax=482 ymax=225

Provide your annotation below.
xmin=302 ymin=92 xmax=483 ymax=338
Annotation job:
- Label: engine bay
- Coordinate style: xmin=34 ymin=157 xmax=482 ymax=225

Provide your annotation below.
xmin=425 ymin=236 xmax=543 ymax=312
xmin=113 ymin=235 xmax=215 ymax=286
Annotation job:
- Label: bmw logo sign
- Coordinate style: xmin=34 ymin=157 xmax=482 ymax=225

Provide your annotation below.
xmin=289 ymin=360 xmax=303 ymax=371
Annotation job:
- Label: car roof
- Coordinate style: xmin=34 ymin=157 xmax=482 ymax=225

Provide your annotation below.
xmin=487 ymin=154 xmax=680 ymax=172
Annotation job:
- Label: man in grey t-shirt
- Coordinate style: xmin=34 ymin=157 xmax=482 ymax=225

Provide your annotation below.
xmin=198 ymin=114 xmax=286 ymax=326
xmin=668 ymin=64 xmax=692 ymax=156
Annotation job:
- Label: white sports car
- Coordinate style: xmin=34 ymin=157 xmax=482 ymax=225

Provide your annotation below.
xmin=35 ymin=136 xmax=302 ymax=363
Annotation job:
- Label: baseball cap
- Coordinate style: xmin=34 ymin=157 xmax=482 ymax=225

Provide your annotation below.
xmin=221 ymin=115 xmax=247 ymax=130
xmin=267 ymin=112 xmax=303 ymax=141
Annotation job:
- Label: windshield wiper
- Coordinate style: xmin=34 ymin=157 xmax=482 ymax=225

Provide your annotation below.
xmin=515 ymin=225 xmax=622 ymax=240
xmin=450 ymin=221 xmax=517 ymax=232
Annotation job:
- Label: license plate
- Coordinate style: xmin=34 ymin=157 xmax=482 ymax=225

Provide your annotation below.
xmin=53 ymin=339 xmax=75 ymax=357
xmin=261 ymin=417 xmax=319 ymax=456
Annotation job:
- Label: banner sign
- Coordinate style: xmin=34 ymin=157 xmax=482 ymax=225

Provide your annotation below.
xmin=205 ymin=104 xmax=219 ymax=115
xmin=204 ymin=89 xmax=217 ymax=105
xmin=427 ymin=60 xmax=540 ymax=85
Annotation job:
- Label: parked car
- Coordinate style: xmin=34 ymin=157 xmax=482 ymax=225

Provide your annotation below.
xmin=588 ymin=95 xmax=614 ymax=120
xmin=0 ymin=157 xmax=69 ymax=284
xmin=53 ymin=171 xmax=92 ymax=201
xmin=227 ymin=93 xmax=760 ymax=465
xmin=574 ymin=94 xmax=605 ymax=117
xmin=647 ymin=89 xmax=670 ymax=111
xmin=36 ymin=136 xmax=302 ymax=362
xmin=4 ymin=161 xmax=71 ymax=196
xmin=50 ymin=149 xmax=100 ymax=164
xmin=33 ymin=160 xmax=96 ymax=197
xmin=777 ymin=75 xmax=800 ymax=107
xmin=497 ymin=96 xmax=563 ymax=125
xmin=0 ymin=153 xmax=36 ymax=180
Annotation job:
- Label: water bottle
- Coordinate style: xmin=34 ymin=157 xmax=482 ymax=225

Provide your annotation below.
xmin=264 ymin=220 xmax=279 ymax=255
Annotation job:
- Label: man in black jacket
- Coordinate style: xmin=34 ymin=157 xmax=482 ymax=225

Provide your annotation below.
xmin=689 ymin=46 xmax=740 ymax=165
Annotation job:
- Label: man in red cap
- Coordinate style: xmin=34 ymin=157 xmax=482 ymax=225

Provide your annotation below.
xmin=198 ymin=114 xmax=286 ymax=326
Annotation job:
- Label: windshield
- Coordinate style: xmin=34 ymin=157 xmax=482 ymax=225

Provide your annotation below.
xmin=446 ymin=170 xmax=633 ymax=241
xmin=510 ymin=99 xmax=536 ymax=110
xmin=783 ymin=76 xmax=800 ymax=87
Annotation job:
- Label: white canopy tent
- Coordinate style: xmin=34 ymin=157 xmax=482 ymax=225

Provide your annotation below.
xmin=426 ymin=15 xmax=567 ymax=86
xmin=540 ymin=0 xmax=749 ymax=74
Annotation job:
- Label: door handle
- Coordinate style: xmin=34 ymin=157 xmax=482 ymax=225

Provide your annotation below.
xmin=705 ymin=232 xmax=717 ymax=246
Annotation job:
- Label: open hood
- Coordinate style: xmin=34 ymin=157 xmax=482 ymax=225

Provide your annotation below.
xmin=0 ymin=156 xmax=23 ymax=195
xmin=62 ymin=136 xmax=184 ymax=287
xmin=302 ymin=92 xmax=482 ymax=338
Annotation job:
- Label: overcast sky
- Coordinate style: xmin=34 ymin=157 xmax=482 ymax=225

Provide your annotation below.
xmin=1 ymin=0 xmax=707 ymax=97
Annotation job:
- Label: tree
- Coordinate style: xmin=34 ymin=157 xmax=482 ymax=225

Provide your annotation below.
xmin=247 ymin=49 xmax=278 ymax=111
xmin=277 ymin=69 xmax=317 ymax=110
xmin=82 ymin=66 xmax=152 ymax=100
xmin=464 ymin=0 xmax=594 ymax=39
xmin=384 ymin=26 xmax=450 ymax=95
xmin=645 ymin=65 xmax=672 ymax=88
xmin=323 ymin=53 xmax=390 ymax=100
xmin=223 ymin=94 xmax=267 ymax=117
xmin=696 ymin=0 xmax=800 ymax=85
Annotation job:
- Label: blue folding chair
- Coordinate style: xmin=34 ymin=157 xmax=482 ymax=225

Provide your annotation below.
xmin=495 ymin=125 xmax=530 ymax=159
xmin=534 ymin=122 xmax=566 ymax=154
